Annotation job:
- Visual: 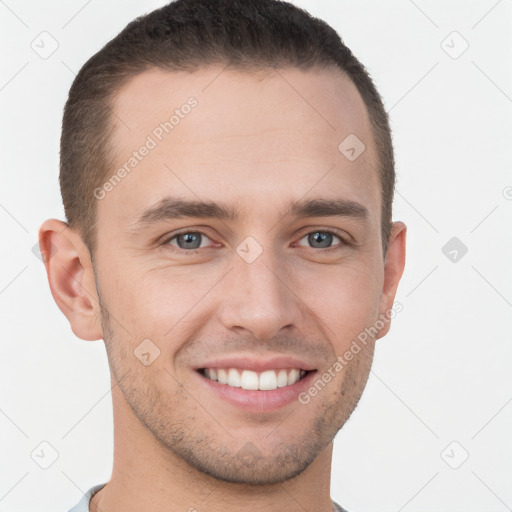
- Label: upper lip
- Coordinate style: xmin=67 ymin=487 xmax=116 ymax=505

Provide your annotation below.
xmin=195 ymin=354 xmax=317 ymax=373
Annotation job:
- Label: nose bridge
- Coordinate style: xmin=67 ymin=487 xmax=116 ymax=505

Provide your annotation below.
xmin=218 ymin=238 xmax=302 ymax=339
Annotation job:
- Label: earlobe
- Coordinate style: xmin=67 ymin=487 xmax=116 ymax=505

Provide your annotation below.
xmin=38 ymin=219 xmax=103 ymax=341
xmin=376 ymin=221 xmax=407 ymax=339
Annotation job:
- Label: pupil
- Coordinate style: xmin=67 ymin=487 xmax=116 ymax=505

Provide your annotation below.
xmin=178 ymin=232 xmax=201 ymax=249
xmin=309 ymin=232 xmax=332 ymax=248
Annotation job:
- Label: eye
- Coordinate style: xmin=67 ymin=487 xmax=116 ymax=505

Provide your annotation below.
xmin=163 ymin=231 xmax=214 ymax=251
xmin=296 ymin=230 xmax=346 ymax=250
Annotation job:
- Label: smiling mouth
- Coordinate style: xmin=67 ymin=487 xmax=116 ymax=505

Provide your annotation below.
xmin=197 ymin=368 xmax=314 ymax=391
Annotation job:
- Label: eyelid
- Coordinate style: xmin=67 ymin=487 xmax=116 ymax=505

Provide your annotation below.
xmin=295 ymin=224 xmax=352 ymax=242
xmin=294 ymin=228 xmax=350 ymax=249
xmin=160 ymin=229 xmax=218 ymax=251
xmin=159 ymin=226 xmax=354 ymax=254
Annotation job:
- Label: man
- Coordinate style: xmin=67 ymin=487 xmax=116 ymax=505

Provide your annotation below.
xmin=39 ymin=0 xmax=406 ymax=510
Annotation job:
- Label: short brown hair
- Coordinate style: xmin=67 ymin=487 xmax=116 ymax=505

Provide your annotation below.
xmin=60 ymin=0 xmax=395 ymax=257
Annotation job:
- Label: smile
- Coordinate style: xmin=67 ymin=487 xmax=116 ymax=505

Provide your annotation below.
xmin=198 ymin=368 xmax=310 ymax=391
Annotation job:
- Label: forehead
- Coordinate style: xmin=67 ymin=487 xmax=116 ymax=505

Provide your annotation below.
xmin=100 ymin=65 xmax=380 ymax=228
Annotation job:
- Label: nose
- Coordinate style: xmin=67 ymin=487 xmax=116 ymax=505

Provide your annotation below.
xmin=218 ymin=245 xmax=304 ymax=341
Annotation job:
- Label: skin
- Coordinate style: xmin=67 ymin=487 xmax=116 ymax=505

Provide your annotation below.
xmin=40 ymin=65 xmax=406 ymax=512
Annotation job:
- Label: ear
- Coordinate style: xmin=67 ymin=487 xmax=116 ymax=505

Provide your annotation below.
xmin=376 ymin=221 xmax=407 ymax=339
xmin=38 ymin=219 xmax=103 ymax=341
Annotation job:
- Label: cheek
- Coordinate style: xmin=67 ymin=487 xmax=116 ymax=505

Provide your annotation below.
xmin=104 ymin=262 xmax=220 ymax=335
xmin=299 ymin=261 xmax=383 ymax=344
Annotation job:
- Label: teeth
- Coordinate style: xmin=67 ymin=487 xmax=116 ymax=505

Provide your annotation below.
xmin=259 ymin=370 xmax=277 ymax=390
xmin=287 ymin=368 xmax=299 ymax=386
xmin=217 ymin=368 xmax=228 ymax=384
xmin=202 ymin=368 xmax=308 ymax=390
xmin=228 ymin=368 xmax=241 ymax=387
xmin=277 ymin=369 xmax=288 ymax=387
xmin=240 ymin=370 xmax=259 ymax=390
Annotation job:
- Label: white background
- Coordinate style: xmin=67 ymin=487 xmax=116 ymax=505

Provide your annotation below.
xmin=1 ymin=1 xmax=511 ymax=511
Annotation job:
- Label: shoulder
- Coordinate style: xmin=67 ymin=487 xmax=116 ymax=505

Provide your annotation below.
xmin=66 ymin=483 xmax=107 ymax=512
xmin=332 ymin=500 xmax=352 ymax=512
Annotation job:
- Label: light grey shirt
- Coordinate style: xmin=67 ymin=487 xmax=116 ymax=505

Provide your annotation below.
xmin=67 ymin=483 xmax=350 ymax=511
xmin=67 ymin=483 xmax=106 ymax=512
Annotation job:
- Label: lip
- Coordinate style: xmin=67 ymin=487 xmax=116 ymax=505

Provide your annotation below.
xmin=194 ymin=368 xmax=318 ymax=413
xmin=194 ymin=355 xmax=316 ymax=373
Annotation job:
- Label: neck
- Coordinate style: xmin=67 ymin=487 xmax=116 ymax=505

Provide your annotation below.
xmin=91 ymin=388 xmax=335 ymax=512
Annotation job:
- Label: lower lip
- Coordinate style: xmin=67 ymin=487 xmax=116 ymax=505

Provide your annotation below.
xmin=195 ymin=370 xmax=317 ymax=413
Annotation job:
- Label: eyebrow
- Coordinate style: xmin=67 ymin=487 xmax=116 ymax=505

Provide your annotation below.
xmin=129 ymin=196 xmax=369 ymax=229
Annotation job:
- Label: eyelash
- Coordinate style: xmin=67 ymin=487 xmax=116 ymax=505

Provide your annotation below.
xmin=160 ymin=229 xmax=352 ymax=255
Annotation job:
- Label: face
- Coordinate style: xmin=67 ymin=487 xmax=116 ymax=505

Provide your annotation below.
xmin=90 ymin=65 xmax=402 ymax=484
